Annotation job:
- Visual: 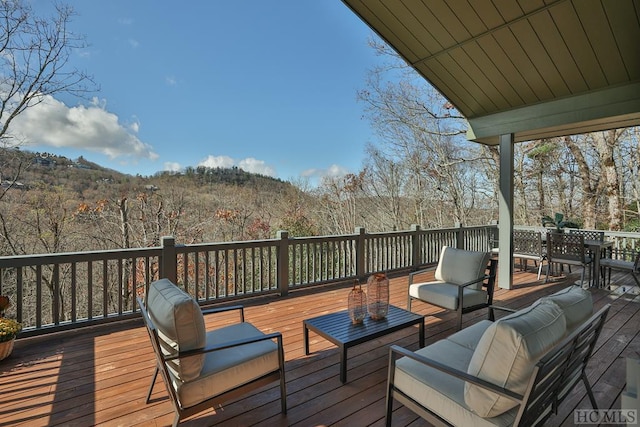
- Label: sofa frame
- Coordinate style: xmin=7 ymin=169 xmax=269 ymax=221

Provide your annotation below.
xmin=385 ymin=302 xmax=610 ymax=426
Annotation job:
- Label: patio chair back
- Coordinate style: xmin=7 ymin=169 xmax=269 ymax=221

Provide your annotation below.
xmin=513 ymin=230 xmax=544 ymax=258
xmin=546 ymin=232 xmax=588 ymax=264
xmin=569 ymin=229 xmax=605 ymax=242
xmin=512 ymin=230 xmax=546 ymax=279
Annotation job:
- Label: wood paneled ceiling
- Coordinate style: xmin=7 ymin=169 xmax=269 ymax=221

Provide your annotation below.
xmin=341 ymin=0 xmax=640 ymax=145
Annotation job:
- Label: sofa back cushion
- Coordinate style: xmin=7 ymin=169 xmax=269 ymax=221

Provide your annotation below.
xmin=147 ymin=278 xmax=206 ymax=382
xmin=435 ymin=246 xmax=491 ymax=289
xmin=540 ymin=285 xmax=593 ymax=332
xmin=464 ymin=300 xmax=566 ymax=418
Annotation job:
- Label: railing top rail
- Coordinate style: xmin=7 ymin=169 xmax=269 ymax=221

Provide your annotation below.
xmin=0 ymin=246 xmax=163 ymax=268
xmin=177 ymin=239 xmax=278 ymax=251
xmin=289 ymin=234 xmax=359 ymax=243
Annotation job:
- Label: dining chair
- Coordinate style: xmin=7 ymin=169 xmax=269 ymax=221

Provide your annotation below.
xmin=545 ymin=232 xmax=593 ymax=286
xmin=512 ymin=230 xmax=546 ymax=280
xmin=599 ymin=251 xmax=640 ymax=288
xmin=568 ymin=229 xmax=605 ymax=259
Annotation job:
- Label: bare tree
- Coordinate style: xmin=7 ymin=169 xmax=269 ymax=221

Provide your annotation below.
xmin=593 ymin=130 xmax=624 ymax=231
xmin=0 ymin=0 xmax=94 ymax=149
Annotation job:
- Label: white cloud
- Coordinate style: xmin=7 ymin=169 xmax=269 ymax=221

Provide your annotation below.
xmin=164 ymin=162 xmax=182 ymax=172
xmin=301 ymin=164 xmax=349 ymax=179
xmin=198 ymin=155 xmax=277 ymax=177
xmin=199 ymin=155 xmax=235 ymax=169
xmin=9 ymin=95 xmax=158 ymax=161
xmin=238 ymin=158 xmax=276 ymax=177
xmin=165 ymin=76 xmax=177 ymax=86
xmin=128 ymin=38 xmax=140 ymax=48
xmin=117 ymin=18 xmax=133 ymax=25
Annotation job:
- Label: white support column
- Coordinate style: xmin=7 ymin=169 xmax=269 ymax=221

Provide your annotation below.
xmin=498 ymin=133 xmax=514 ymax=289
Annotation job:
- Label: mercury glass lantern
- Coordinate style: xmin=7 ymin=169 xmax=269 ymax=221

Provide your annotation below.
xmin=367 ymin=272 xmax=389 ymax=320
xmin=348 ymin=280 xmax=367 ymax=324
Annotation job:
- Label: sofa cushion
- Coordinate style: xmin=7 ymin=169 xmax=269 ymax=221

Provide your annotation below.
xmin=394 ymin=338 xmax=518 ymax=427
xmin=540 ymin=285 xmax=592 ymax=332
xmin=435 ymin=246 xmax=491 ymax=290
xmin=446 ymin=320 xmax=494 ymax=351
xmin=147 ymin=278 xmax=206 ymax=382
xmin=464 ymin=300 xmax=566 ymax=418
xmin=174 ymin=322 xmax=280 ymax=409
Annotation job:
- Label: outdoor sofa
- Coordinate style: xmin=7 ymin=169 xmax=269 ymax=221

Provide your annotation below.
xmin=386 ymin=285 xmax=610 ymax=426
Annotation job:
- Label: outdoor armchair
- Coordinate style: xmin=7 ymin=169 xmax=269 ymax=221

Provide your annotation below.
xmin=408 ymin=246 xmax=497 ymax=331
xmin=138 ymin=278 xmax=286 ymax=426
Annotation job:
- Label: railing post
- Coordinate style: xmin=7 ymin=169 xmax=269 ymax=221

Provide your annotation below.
xmin=411 ymin=224 xmax=421 ymax=269
xmin=455 ymin=222 xmax=464 ymax=249
xmin=161 ymin=236 xmax=177 ymax=284
xmin=355 ymin=227 xmax=366 ymax=278
xmin=276 ymin=230 xmax=289 ymax=296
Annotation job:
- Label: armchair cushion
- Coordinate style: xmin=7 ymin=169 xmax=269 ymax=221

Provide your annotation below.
xmin=175 ymin=322 xmax=280 ymax=408
xmin=147 ymin=278 xmax=206 ymax=382
xmin=464 ymin=300 xmax=566 ymax=418
xmin=409 ymin=283 xmax=487 ymax=310
xmin=540 ymin=286 xmax=593 ymax=332
xmin=435 ymin=246 xmax=491 ymax=290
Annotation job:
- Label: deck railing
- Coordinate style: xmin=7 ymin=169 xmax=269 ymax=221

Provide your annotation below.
xmin=1 ymin=224 xmax=637 ymax=337
xmin=0 ymin=224 xmax=493 ymax=337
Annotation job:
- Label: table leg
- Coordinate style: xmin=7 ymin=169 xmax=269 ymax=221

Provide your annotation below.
xmin=303 ymin=323 xmax=310 ymax=355
xmin=591 ymin=245 xmax=602 ymax=288
xmin=340 ymin=345 xmax=347 ymax=383
xmin=419 ymin=320 xmax=425 ymax=348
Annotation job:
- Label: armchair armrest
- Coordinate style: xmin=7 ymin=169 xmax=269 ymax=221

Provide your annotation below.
xmin=408 ymin=265 xmax=437 ymax=285
xmin=457 ymin=274 xmax=488 ymax=289
xmin=201 ymin=304 xmax=245 ymax=322
xmin=166 ymin=331 xmax=283 ymax=362
xmin=389 ymin=345 xmax=523 ymax=403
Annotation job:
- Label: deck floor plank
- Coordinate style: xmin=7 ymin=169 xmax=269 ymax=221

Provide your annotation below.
xmin=1 ymin=266 xmax=639 ymax=426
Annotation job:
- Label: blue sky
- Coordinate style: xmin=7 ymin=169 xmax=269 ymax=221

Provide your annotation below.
xmin=15 ymin=1 xmax=385 ymax=183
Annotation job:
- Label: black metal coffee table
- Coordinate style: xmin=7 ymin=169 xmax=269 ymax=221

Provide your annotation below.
xmin=303 ymin=305 xmax=425 ymax=383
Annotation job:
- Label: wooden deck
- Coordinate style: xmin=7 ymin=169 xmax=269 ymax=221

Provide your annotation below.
xmin=1 ymin=267 xmax=639 ymax=427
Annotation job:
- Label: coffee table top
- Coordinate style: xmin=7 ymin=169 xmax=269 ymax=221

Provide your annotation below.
xmin=303 ymin=305 xmax=424 ymax=347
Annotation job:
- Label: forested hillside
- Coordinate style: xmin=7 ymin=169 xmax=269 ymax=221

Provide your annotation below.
xmin=0 ymin=149 xmax=319 ymax=256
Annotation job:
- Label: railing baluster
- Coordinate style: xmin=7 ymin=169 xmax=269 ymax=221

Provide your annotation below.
xmin=53 ymin=263 xmax=60 ymax=325
xmin=71 ymin=263 xmax=77 ymax=322
xmin=102 ymin=260 xmax=108 ymax=318
xmin=118 ymin=258 xmax=123 ymax=315
xmin=36 ymin=265 xmax=42 ymax=328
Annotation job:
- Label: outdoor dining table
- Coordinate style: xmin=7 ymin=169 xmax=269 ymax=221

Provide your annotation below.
xmin=540 ymin=233 xmax=613 ymax=288
xmin=584 ymin=239 xmax=613 ymax=288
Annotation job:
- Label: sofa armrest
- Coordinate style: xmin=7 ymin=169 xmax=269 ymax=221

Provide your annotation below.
xmin=488 ymin=305 xmax=517 ymax=314
xmin=389 ymin=344 xmax=523 ymax=403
